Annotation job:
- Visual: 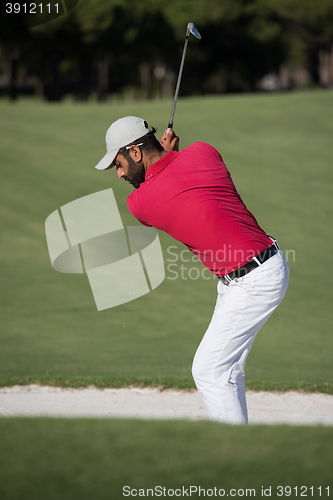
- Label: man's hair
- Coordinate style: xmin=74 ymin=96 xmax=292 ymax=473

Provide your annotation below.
xmin=117 ymin=126 xmax=164 ymax=161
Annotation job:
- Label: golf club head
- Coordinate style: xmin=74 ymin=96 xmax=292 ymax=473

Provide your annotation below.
xmin=187 ymin=22 xmax=201 ymax=40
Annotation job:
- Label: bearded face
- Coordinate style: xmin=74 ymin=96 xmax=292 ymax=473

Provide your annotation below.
xmin=122 ymin=156 xmax=146 ymax=189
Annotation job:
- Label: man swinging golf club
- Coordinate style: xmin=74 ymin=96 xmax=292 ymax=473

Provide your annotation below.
xmin=94 ymin=116 xmax=289 ymax=424
xmin=94 ymin=24 xmax=289 ymax=425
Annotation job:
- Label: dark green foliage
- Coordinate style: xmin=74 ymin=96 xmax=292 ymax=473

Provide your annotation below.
xmin=1 ymin=0 xmax=333 ymax=99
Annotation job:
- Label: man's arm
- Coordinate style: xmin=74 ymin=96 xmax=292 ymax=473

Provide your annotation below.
xmin=160 ymin=129 xmax=179 ymax=152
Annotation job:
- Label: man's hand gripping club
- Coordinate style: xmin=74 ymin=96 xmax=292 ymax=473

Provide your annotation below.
xmin=160 ymin=129 xmax=179 ymax=152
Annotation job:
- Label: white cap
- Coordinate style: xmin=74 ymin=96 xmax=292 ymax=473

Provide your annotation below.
xmin=95 ymin=116 xmax=151 ymax=170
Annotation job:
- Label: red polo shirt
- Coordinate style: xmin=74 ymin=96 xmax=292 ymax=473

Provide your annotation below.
xmin=127 ymin=142 xmax=272 ymax=276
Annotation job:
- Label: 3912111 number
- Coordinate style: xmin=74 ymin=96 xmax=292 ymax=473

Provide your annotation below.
xmin=5 ymin=3 xmax=59 ymax=14
xmin=276 ymin=486 xmax=330 ymax=496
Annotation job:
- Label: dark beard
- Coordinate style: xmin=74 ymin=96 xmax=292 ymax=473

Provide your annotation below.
xmin=123 ymin=157 xmax=146 ymax=189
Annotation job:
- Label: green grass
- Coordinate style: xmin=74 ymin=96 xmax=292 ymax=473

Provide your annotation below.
xmin=0 ymin=90 xmax=332 ymax=390
xmin=0 ymin=418 xmax=332 ymax=500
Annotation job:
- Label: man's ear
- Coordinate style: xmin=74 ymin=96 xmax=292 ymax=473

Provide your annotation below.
xmin=129 ymin=145 xmax=143 ymax=163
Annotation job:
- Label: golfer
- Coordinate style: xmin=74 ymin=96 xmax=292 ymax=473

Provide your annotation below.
xmin=95 ymin=116 xmax=289 ymax=424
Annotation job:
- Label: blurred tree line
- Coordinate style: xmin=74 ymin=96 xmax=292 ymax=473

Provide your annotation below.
xmin=1 ymin=0 xmax=333 ymax=101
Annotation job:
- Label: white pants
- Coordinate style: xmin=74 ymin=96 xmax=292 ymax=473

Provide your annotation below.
xmin=192 ymin=249 xmax=289 ymax=424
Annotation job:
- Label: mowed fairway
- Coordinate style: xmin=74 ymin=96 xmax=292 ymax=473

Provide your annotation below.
xmin=0 ymin=91 xmax=332 ymax=390
xmin=0 ymin=418 xmax=332 ymax=500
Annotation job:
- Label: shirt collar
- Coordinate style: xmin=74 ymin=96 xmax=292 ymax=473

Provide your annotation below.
xmin=145 ymin=151 xmax=179 ymax=180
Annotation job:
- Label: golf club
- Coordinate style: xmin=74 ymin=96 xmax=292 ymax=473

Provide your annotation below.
xmin=166 ymin=22 xmax=201 ymax=134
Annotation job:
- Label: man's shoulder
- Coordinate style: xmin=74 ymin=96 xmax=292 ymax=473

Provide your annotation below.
xmin=183 ymin=142 xmax=221 ymax=159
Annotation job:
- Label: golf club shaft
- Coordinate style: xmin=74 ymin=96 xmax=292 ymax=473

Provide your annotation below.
xmin=167 ymin=32 xmax=190 ymax=130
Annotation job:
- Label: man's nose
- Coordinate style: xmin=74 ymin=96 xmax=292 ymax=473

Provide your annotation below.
xmin=116 ymin=167 xmax=125 ymax=179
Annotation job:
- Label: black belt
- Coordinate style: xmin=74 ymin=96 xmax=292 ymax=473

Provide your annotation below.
xmin=219 ymin=243 xmax=279 ymax=286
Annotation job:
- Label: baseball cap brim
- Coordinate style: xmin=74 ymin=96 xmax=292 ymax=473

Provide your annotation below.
xmin=94 ymin=149 xmax=118 ymax=170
